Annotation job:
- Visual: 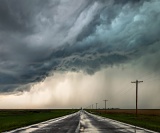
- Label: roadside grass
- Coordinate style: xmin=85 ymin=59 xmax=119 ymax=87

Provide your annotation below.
xmin=89 ymin=110 xmax=160 ymax=132
xmin=0 ymin=109 xmax=77 ymax=132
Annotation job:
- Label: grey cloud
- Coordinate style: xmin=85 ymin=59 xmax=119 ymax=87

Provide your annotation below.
xmin=0 ymin=0 xmax=160 ymax=93
xmin=0 ymin=0 xmax=62 ymax=32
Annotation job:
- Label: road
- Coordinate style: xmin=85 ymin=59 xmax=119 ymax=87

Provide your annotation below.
xmin=6 ymin=110 xmax=157 ymax=133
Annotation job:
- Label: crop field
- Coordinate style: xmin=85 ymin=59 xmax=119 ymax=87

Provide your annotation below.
xmin=0 ymin=109 xmax=77 ymax=132
xmin=89 ymin=109 xmax=160 ymax=132
xmin=96 ymin=109 xmax=160 ymax=115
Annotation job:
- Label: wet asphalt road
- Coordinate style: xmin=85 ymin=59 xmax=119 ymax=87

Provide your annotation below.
xmin=32 ymin=112 xmax=80 ymax=133
xmin=6 ymin=110 xmax=157 ymax=133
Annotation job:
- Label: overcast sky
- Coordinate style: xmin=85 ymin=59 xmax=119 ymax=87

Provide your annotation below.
xmin=0 ymin=0 xmax=160 ymax=109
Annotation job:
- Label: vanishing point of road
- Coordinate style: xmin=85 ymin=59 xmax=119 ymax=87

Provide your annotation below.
xmin=6 ymin=110 xmax=157 ymax=133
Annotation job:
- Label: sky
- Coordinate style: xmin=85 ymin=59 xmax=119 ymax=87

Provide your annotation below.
xmin=0 ymin=0 xmax=160 ymax=109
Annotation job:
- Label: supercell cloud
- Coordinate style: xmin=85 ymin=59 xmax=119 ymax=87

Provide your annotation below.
xmin=0 ymin=0 xmax=160 ymax=93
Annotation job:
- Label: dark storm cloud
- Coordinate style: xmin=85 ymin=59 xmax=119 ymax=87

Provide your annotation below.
xmin=0 ymin=0 xmax=160 ymax=92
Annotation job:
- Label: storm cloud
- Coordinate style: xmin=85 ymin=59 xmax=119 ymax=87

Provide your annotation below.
xmin=0 ymin=0 xmax=160 ymax=93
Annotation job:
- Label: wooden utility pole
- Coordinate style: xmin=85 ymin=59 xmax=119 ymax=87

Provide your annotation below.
xmin=131 ymin=80 xmax=143 ymax=116
xmin=96 ymin=103 xmax=98 ymax=110
xmin=104 ymin=100 xmax=108 ymax=113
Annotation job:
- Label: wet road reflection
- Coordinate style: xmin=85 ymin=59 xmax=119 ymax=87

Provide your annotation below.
xmin=79 ymin=111 xmax=157 ymax=133
xmin=6 ymin=110 xmax=157 ymax=133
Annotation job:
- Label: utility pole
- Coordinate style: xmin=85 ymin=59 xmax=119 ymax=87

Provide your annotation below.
xmin=131 ymin=80 xmax=143 ymax=116
xmin=96 ymin=103 xmax=98 ymax=110
xmin=104 ymin=100 xmax=108 ymax=113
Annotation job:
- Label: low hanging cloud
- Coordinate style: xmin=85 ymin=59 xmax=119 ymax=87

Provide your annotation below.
xmin=0 ymin=0 xmax=160 ymax=93
xmin=1 ymin=68 xmax=159 ymax=109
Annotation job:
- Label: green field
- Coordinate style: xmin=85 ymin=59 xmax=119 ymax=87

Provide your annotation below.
xmin=0 ymin=109 xmax=77 ymax=132
xmin=1 ymin=109 xmax=159 ymax=132
xmin=89 ymin=110 xmax=160 ymax=132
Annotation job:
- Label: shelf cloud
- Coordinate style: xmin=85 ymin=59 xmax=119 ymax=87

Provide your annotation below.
xmin=0 ymin=0 xmax=160 ymax=94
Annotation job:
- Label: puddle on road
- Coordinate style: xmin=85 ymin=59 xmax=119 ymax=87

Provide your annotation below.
xmin=79 ymin=111 xmax=101 ymax=133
